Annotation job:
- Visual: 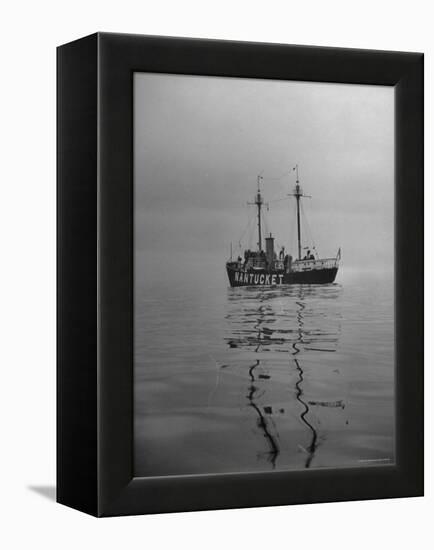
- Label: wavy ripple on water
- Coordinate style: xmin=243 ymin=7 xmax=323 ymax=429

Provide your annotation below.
xmin=134 ymin=279 xmax=395 ymax=476
xmin=223 ymin=284 xmax=343 ymax=469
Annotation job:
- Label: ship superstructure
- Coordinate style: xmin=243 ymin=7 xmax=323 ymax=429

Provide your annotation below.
xmin=226 ymin=166 xmax=340 ymax=287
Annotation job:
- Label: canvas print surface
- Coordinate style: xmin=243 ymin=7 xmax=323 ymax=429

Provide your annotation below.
xmin=134 ymin=73 xmax=395 ymax=476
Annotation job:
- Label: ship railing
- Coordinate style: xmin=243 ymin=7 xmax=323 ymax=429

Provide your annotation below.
xmin=292 ymin=257 xmax=339 ymax=272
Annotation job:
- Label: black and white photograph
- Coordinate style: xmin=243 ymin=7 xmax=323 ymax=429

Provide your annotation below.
xmin=134 ymin=73 xmax=395 ymax=476
xmin=2 ymin=0 xmax=429 ymax=544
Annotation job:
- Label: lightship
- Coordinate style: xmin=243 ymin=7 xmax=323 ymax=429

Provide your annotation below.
xmin=226 ymin=166 xmax=340 ymax=287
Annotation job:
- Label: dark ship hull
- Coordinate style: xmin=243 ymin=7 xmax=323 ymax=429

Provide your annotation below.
xmin=226 ymin=261 xmax=338 ymax=287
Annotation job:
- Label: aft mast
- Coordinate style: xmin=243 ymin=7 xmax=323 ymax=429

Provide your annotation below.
xmin=289 ymin=165 xmax=310 ymax=260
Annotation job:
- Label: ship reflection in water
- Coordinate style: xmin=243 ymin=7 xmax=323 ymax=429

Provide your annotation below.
xmin=134 ymin=277 xmax=395 ymax=477
xmin=225 ymin=284 xmax=343 ymax=470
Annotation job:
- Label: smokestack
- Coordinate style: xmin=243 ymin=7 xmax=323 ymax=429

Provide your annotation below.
xmin=265 ymin=233 xmax=274 ymax=265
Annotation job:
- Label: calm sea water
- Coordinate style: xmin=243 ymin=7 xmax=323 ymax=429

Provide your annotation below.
xmin=134 ymin=269 xmax=394 ymax=477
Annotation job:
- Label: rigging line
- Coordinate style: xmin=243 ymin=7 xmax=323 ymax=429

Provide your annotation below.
xmin=238 ymin=212 xmax=254 ymax=245
xmin=286 ymin=199 xmax=297 ymax=255
xmin=262 ymin=209 xmax=271 ymax=238
xmin=247 ymin=216 xmax=255 ymax=250
xmin=261 ymin=168 xmax=294 ymax=182
xmin=300 ymin=201 xmax=318 ymax=256
xmin=237 ymin=221 xmax=250 ymax=245
xmin=300 ymin=202 xmax=309 ymax=247
xmin=262 ymin=217 xmax=268 ymax=239
xmin=290 ymin=202 xmax=296 ymax=254
xmin=274 ymin=232 xmax=284 ymax=251
xmin=274 ymin=199 xmax=295 ymax=253
xmin=268 ymin=196 xmax=292 ymax=204
xmin=265 ymin=179 xmax=295 ymax=203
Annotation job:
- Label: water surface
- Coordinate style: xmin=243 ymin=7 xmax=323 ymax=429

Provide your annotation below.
xmin=134 ymin=271 xmax=394 ymax=476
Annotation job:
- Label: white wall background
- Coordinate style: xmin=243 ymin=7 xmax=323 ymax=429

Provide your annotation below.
xmin=0 ymin=1 xmax=431 ymax=548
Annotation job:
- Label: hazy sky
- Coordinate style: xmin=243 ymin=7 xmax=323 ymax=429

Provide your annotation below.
xmin=134 ymin=73 xmax=394 ymax=282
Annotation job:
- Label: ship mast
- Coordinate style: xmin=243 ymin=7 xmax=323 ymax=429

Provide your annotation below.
xmin=294 ymin=166 xmax=302 ymax=260
xmin=248 ymin=175 xmax=264 ymax=251
xmin=289 ymin=165 xmax=310 ymax=260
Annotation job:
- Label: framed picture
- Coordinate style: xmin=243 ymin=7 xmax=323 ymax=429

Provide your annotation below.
xmin=57 ymin=33 xmax=423 ymax=516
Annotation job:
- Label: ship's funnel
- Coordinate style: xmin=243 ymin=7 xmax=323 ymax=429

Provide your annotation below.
xmin=265 ymin=233 xmax=274 ymax=265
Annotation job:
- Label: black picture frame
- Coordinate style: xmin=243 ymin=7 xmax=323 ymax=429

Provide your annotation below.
xmin=57 ymin=32 xmax=423 ymax=517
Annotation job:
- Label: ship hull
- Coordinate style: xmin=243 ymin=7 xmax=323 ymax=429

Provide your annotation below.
xmin=226 ymin=265 xmax=338 ymax=287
